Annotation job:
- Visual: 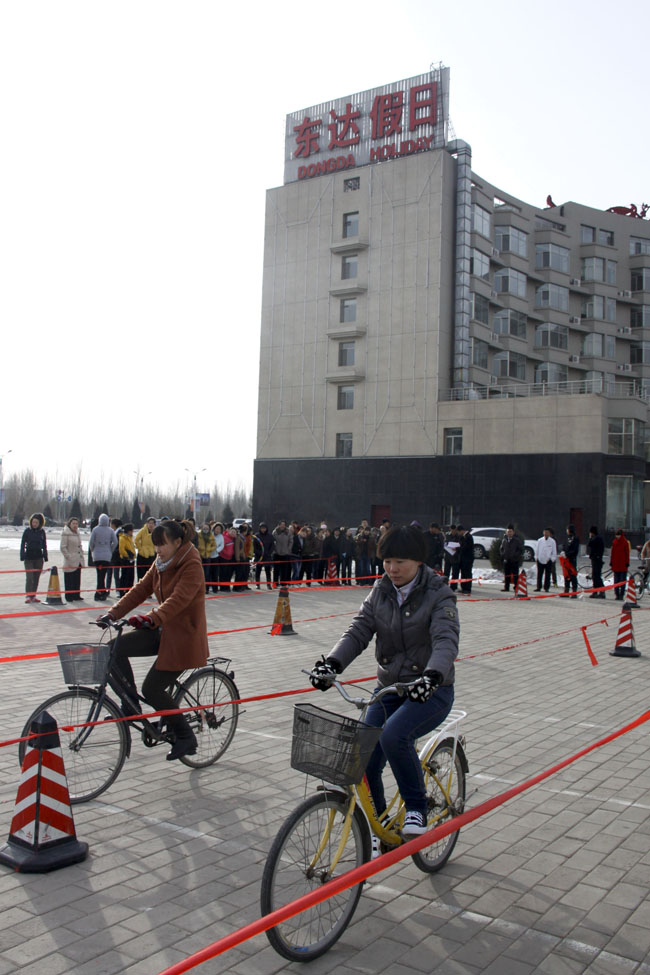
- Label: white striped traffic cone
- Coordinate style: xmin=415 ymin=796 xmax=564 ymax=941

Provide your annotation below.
xmin=0 ymin=712 xmax=88 ymax=872
xmin=609 ymin=609 xmax=641 ymax=658
xmin=515 ymin=570 xmax=528 ymax=598
xmin=623 ymin=575 xmax=639 ymax=610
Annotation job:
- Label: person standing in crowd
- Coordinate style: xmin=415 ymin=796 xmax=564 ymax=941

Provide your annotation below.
xmin=197 ymin=523 xmax=217 ymax=594
xmin=610 ymin=528 xmax=630 ymax=601
xmin=211 ymin=522 xmax=225 ymax=593
xmin=355 ymin=527 xmax=374 ymax=585
xmin=254 ymin=522 xmax=274 ymax=589
xmin=330 ymin=527 xmax=343 ymax=581
xmin=322 ymin=526 xmax=339 ymax=584
xmin=457 ymin=525 xmax=474 ymax=594
xmin=340 ymin=528 xmax=354 ymax=586
xmin=89 ymin=513 xmax=118 ymax=600
xmin=300 ymin=525 xmax=318 ymax=586
xmin=219 ymin=526 xmax=236 ymax=592
xmin=60 ymin=516 xmax=85 ymax=602
xmin=500 ymin=524 xmax=523 ymax=592
xmin=290 ymin=523 xmax=303 ymax=582
xmin=135 ymin=517 xmax=156 ymax=581
xmin=442 ymin=525 xmax=459 ymax=579
xmin=561 ymin=524 xmax=580 ymax=598
xmin=272 ymin=520 xmax=292 ymax=585
xmin=424 ymin=523 xmax=444 ymax=572
xmin=535 ymin=528 xmax=557 ymax=594
xmin=106 ymin=518 xmax=123 ymax=596
xmin=235 ymin=522 xmax=254 ymax=591
xmin=20 ymin=512 xmax=48 ymax=604
xmin=586 ymin=525 xmax=605 ymax=598
xmin=117 ymin=523 xmax=136 ymax=596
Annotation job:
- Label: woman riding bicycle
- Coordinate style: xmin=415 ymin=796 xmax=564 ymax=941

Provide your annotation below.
xmin=97 ymin=518 xmax=208 ymax=760
xmin=309 ymin=524 xmax=459 ymax=837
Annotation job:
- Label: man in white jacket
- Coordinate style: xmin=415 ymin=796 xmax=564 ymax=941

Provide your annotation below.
xmin=535 ymin=528 xmax=557 ymax=593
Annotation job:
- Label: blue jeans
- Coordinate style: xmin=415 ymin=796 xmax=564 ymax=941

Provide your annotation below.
xmin=363 ymin=684 xmax=454 ymax=818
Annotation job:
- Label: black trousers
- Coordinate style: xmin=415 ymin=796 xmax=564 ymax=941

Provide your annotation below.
xmin=591 ymin=557 xmax=604 ymax=593
xmin=536 ymin=561 xmax=552 ymax=592
xmin=136 ymin=555 xmax=155 ymax=581
xmin=112 ymin=628 xmax=189 ymax=732
xmin=64 ymin=567 xmax=82 ymax=600
xmin=503 ymin=559 xmax=519 ymax=591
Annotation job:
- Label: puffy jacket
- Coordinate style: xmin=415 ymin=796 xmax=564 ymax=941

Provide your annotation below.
xmin=20 ymin=521 xmax=48 ymax=562
xmin=197 ymin=531 xmax=217 ymax=560
xmin=89 ymin=514 xmax=117 ymax=562
xmin=273 ymin=527 xmax=292 ymax=556
xmin=60 ymin=523 xmax=85 ymax=569
xmin=118 ymin=533 xmax=136 ymax=563
xmin=329 ymin=565 xmax=459 ymax=687
xmin=610 ymin=534 xmax=630 ymax=572
xmin=500 ymin=534 xmax=523 ymax=564
xmin=135 ymin=526 xmax=156 ymax=559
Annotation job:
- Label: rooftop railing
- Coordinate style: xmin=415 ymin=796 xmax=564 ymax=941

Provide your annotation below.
xmin=446 ymin=379 xmax=649 ymax=401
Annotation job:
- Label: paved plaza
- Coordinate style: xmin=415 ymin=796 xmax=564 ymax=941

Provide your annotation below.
xmin=0 ymin=542 xmax=649 ymax=975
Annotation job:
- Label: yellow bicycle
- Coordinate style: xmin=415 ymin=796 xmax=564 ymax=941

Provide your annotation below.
xmin=260 ymin=674 xmax=467 ymax=961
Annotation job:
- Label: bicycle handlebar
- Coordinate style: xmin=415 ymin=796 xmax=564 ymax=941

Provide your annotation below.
xmin=301 ymin=668 xmax=412 ymax=709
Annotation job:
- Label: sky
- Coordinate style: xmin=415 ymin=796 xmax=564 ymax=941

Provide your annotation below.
xmin=1 ymin=0 xmax=649 ymax=498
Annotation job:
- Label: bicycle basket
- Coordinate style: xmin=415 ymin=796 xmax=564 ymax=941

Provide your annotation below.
xmin=57 ymin=643 xmax=111 ymax=685
xmin=291 ymin=703 xmax=382 ymax=787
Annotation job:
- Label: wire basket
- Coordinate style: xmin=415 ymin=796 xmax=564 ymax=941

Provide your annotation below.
xmin=291 ymin=703 xmax=382 ymax=787
xmin=57 ymin=643 xmax=112 ymax=685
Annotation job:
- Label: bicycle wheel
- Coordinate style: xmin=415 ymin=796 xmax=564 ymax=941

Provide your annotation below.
xmin=261 ymin=792 xmax=371 ymax=962
xmin=411 ymin=741 xmax=466 ymax=874
xmin=174 ymin=668 xmax=239 ymax=769
xmin=18 ymin=689 xmax=128 ymax=803
xmin=576 ymin=559 xmax=593 ymax=590
xmin=631 ymin=570 xmax=646 ymax=601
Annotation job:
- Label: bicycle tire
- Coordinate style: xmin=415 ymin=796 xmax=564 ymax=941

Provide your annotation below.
xmin=261 ymin=792 xmax=371 ymax=962
xmin=411 ymin=741 xmax=466 ymax=874
xmin=576 ymin=559 xmax=593 ymax=590
xmin=174 ymin=668 xmax=239 ymax=769
xmin=631 ymin=570 xmax=646 ymax=601
xmin=18 ymin=688 xmax=128 ymax=803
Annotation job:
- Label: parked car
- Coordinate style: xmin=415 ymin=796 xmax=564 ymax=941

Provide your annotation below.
xmin=232 ymin=518 xmax=252 ymax=529
xmin=469 ymin=527 xmax=537 ymax=562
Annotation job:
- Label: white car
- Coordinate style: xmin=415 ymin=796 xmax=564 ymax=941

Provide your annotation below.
xmin=468 ymin=527 xmax=538 ymax=562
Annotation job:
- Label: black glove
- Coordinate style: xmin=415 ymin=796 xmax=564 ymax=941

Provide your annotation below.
xmin=128 ymin=614 xmax=152 ymax=630
xmin=95 ymin=614 xmax=114 ymax=629
xmin=406 ymin=671 xmax=442 ymax=703
xmin=309 ymin=656 xmax=341 ymax=692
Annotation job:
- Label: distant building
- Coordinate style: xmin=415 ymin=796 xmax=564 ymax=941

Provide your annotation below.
xmin=254 ymin=67 xmax=650 ymax=540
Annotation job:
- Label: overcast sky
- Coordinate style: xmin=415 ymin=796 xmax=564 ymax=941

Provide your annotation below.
xmin=1 ymin=0 xmax=648 ymax=498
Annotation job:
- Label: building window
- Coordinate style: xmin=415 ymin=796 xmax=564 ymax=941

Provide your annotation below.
xmin=599 ymin=229 xmax=614 ymax=246
xmin=337 ymin=385 xmax=354 ymax=410
xmin=338 ymin=341 xmax=355 ymax=366
xmin=472 ymin=203 xmax=491 ymax=237
xmin=581 ymin=257 xmax=617 ymax=284
xmin=630 ymin=236 xmax=650 ymax=256
xmin=495 ymin=225 xmax=527 ymax=257
xmin=535 ymin=323 xmax=568 ymax=350
xmin=580 ymin=224 xmax=595 ymax=243
xmin=340 ymin=298 xmax=357 ymax=323
xmin=344 ymin=177 xmax=360 ymax=191
xmin=608 ymin=418 xmax=646 ymax=456
xmin=582 ymin=333 xmax=603 ymax=357
xmin=495 ymin=267 xmax=527 ymax=298
xmin=472 ymin=339 xmax=488 ymax=369
xmin=631 ymin=342 xmax=650 ymax=364
xmin=335 ymin=432 xmax=353 ymax=458
xmin=493 ymin=308 xmax=527 ymax=338
xmin=535 ymin=283 xmax=569 ymax=312
xmin=631 ymin=268 xmax=650 ymax=292
xmin=535 ymin=242 xmax=570 ymax=273
xmin=343 ymin=212 xmax=359 ymax=238
xmin=444 ymin=428 xmax=463 ymax=455
xmin=534 ymin=362 xmax=568 ymax=384
xmin=470 ymin=249 xmax=490 ymax=280
xmin=341 ymin=254 xmax=358 ymax=280
xmin=493 ymin=351 xmax=525 ymax=380
xmin=631 ymin=305 xmax=650 ymax=329
xmin=606 ymin=297 xmax=617 ymax=322
xmin=606 ymin=474 xmax=644 ymax=531
xmin=585 ymin=370 xmax=604 ymax=392
xmin=471 ymin=292 xmax=490 ymax=325
xmin=581 ymin=295 xmax=603 ymax=319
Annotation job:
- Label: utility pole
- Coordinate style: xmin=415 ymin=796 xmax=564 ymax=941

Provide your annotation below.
xmin=185 ymin=468 xmax=206 ymax=522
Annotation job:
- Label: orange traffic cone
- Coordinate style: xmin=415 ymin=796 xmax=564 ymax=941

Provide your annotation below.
xmin=515 ymin=570 xmax=528 ymax=598
xmin=45 ymin=566 xmax=63 ymax=606
xmin=269 ymin=586 xmax=296 ymax=636
xmin=0 ymin=712 xmax=88 ymax=872
xmin=325 ymin=557 xmax=339 ymax=587
xmin=610 ymin=609 xmax=641 ymax=658
xmin=623 ymin=575 xmax=639 ymax=610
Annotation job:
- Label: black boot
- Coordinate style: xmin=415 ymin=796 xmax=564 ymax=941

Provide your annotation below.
xmin=166 ymin=720 xmax=197 ymax=761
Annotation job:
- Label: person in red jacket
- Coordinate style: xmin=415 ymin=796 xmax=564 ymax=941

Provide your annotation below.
xmin=610 ymin=529 xmax=631 ymax=601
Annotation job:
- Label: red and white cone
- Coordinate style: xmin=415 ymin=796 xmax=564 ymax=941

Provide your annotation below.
xmin=623 ymin=575 xmax=639 ymax=610
xmin=326 ymin=557 xmax=339 ymax=586
xmin=610 ymin=608 xmax=641 ymax=658
xmin=515 ymin=570 xmax=528 ymax=598
xmin=0 ymin=712 xmax=88 ymax=872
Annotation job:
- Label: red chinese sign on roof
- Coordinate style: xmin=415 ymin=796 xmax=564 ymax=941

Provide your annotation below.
xmin=284 ymin=68 xmax=450 ymax=183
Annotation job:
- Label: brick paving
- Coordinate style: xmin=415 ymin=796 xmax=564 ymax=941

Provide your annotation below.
xmin=0 ymin=538 xmax=649 ymax=974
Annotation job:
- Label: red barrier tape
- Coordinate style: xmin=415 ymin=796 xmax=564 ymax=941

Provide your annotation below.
xmin=156 ymin=705 xmax=650 ymax=975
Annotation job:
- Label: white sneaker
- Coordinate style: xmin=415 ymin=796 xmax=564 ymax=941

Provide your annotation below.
xmin=371 ymin=833 xmax=381 ymax=859
xmin=402 ymin=810 xmax=427 ymax=836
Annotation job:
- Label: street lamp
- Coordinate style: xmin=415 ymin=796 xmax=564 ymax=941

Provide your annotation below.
xmin=0 ymin=449 xmax=12 ymax=519
xmin=185 ymin=468 xmax=207 ymax=522
xmin=133 ymin=469 xmax=153 ymax=515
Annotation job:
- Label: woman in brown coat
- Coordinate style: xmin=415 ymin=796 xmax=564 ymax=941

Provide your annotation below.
xmin=98 ymin=519 xmax=208 ymax=760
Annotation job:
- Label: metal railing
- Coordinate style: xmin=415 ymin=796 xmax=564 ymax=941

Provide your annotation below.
xmin=445 ymin=379 xmax=648 ymax=401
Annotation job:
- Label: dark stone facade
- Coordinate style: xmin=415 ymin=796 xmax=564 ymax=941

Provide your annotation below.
xmin=253 ymin=454 xmax=647 ymax=546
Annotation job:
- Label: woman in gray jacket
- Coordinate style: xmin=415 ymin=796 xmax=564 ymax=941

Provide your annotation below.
xmin=310 ymin=525 xmax=459 ymax=837
xmin=89 ymin=514 xmax=118 ymax=601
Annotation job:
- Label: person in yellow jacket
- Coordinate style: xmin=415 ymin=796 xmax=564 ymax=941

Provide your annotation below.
xmin=197 ymin=523 xmax=217 ymax=593
xmin=117 ymin=523 xmax=136 ymax=596
xmin=135 ymin=517 xmax=156 ymax=580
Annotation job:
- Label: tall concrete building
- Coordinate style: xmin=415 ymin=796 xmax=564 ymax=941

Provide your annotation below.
xmin=254 ymin=68 xmax=650 ymax=540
